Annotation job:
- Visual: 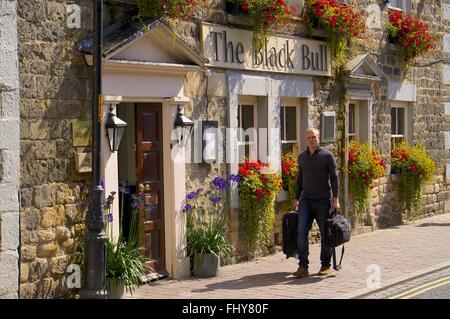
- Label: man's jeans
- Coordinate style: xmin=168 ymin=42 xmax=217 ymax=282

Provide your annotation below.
xmin=297 ymin=198 xmax=332 ymax=268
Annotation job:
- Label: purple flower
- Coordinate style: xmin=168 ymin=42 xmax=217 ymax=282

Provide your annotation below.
xmin=211 ymin=177 xmax=228 ymax=190
xmin=210 ymin=196 xmax=222 ymax=204
xmin=228 ymin=174 xmax=240 ymax=183
xmin=131 ymin=201 xmax=140 ymax=210
xmin=183 ymin=204 xmax=193 ymax=212
xmin=100 ymin=180 xmax=105 ymax=190
xmin=186 ymin=191 xmax=197 ymax=200
xmin=109 ymin=213 xmax=113 ymax=223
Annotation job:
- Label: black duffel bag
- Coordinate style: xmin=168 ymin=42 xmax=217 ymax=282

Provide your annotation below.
xmin=324 ymin=211 xmax=351 ymax=271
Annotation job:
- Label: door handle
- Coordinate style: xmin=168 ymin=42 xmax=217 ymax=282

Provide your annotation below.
xmin=138 ymin=183 xmax=145 ymax=193
xmin=145 ymin=184 xmax=151 ymax=192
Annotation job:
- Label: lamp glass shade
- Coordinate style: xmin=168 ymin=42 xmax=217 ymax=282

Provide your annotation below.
xmin=105 ymin=111 xmax=127 ymax=152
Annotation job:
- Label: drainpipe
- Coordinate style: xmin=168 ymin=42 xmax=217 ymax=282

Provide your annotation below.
xmin=80 ymin=0 xmax=107 ymax=299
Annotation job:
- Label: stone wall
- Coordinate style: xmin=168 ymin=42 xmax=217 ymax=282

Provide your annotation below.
xmin=0 ymin=0 xmax=20 ymax=299
xmin=17 ymin=0 xmax=94 ymax=298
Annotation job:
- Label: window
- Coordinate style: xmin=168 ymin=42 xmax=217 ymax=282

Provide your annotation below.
xmin=348 ymin=103 xmax=359 ymax=142
xmin=389 ymin=0 xmax=411 ymax=12
xmin=391 ymin=105 xmax=406 ymax=148
xmin=237 ymin=103 xmax=257 ymax=161
xmin=280 ymin=105 xmax=298 ymax=154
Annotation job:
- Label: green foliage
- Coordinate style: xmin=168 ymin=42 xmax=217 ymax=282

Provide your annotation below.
xmin=391 ymin=142 xmax=436 ymax=217
xmin=135 ymin=0 xmax=198 ymax=21
xmin=184 ymin=175 xmax=239 ymax=269
xmin=281 ymin=152 xmax=298 ymax=207
xmin=238 ymin=160 xmax=283 ymax=253
xmin=105 ymin=191 xmax=149 ymax=296
xmin=346 ymin=141 xmax=387 ymax=214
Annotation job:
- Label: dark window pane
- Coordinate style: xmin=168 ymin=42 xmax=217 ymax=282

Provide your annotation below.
xmin=282 ymin=143 xmax=294 ymax=155
xmin=241 ymin=105 xmax=254 ymax=131
xmin=285 ymin=106 xmax=297 ymax=141
xmin=280 ymin=107 xmax=285 ymax=140
xmin=349 ymin=104 xmax=355 ymax=135
xmin=145 ymin=231 xmax=160 ymax=260
xmin=391 ymin=108 xmax=397 ymax=134
xmin=398 ymin=108 xmax=405 ymax=135
xmin=142 ymin=152 xmax=159 ymax=180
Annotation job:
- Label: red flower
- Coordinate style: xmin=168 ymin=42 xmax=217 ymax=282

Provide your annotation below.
xmin=242 ymin=2 xmax=249 ymax=11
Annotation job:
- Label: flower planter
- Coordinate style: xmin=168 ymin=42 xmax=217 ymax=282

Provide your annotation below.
xmin=106 ymin=278 xmax=126 ymax=299
xmin=193 ymin=253 xmax=220 ymax=278
xmin=225 ymin=2 xmax=246 ymax=16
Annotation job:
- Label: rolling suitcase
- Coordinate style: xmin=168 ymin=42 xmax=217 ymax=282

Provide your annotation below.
xmin=282 ymin=211 xmax=298 ymax=259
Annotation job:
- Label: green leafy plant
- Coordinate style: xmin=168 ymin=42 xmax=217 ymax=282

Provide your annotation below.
xmin=304 ymin=0 xmax=365 ymax=68
xmin=238 ymin=160 xmax=283 ymax=254
xmin=281 ymin=152 xmax=298 ymax=207
xmin=345 ymin=141 xmax=386 ymax=214
xmin=104 ymin=188 xmax=151 ymax=297
xmin=228 ymin=0 xmax=295 ymax=44
xmin=183 ymin=175 xmax=239 ymax=270
xmin=391 ymin=142 xmax=436 ymax=217
xmin=135 ymin=0 xmax=198 ymax=21
xmin=387 ymin=10 xmax=433 ymax=63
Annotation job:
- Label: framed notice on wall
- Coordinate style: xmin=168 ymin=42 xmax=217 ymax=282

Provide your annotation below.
xmin=72 ymin=121 xmax=92 ymax=147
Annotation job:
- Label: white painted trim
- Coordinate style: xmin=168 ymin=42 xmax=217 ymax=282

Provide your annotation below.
xmin=388 ymin=81 xmax=417 ymax=102
xmin=104 ymin=59 xmax=202 ymax=75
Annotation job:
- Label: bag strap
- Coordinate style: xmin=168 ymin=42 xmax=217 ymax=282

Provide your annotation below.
xmin=332 ymin=245 xmax=345 ymax=271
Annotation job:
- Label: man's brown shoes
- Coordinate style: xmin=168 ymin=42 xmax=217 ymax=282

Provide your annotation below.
xmin=293 ymin=266 xmax=309 ymax=277
xmin=318 ymin=266 xmax=332 ymax=276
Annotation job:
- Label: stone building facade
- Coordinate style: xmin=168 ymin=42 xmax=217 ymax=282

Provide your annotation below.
xmin=17 ymin=0 xmax=95 ymax=298
xmin=0 ymin=0 xmax=20 ymax=299
xmin=9 ymin=0 xmax=450 ymax=298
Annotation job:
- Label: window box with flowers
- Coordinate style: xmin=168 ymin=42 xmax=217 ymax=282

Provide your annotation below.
xmin=135 ymin=0 xmax=198 ymax=21
xmin=238 ymin=160 xmax=283 ymax=255
xmin=304 ymin=0 xmax=365 ymax=68
xmin=391 ymin=141 xmax=436 ymax=218
xmin=386 ymin=10 xmax=434 ymax=63
xmin=226 ymin=0 xmax=296 ymax=43
xmin=345 ymin=141 xmax=387 ymax=224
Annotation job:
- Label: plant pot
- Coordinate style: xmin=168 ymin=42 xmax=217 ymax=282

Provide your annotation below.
xmin=193 ymin=253 xmax=220 ymax=278
xmin=106 ymin=278 xmax=126 ymax=299
xmin=225 ymin=2 xmax=246 ymax=16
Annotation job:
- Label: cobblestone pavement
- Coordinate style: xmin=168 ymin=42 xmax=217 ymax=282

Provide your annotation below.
xmin=130 ymin=213 xmax=450 ymax=299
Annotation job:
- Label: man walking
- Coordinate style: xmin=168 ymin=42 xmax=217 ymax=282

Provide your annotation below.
xmin=293 ymin=128 xmax=340 ymax=277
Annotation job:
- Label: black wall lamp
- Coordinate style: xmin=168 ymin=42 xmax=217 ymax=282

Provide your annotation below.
xmin=174 ymin=105 xmax=194 ymax=147
xmin=105 ymin=106 xmax=127 ymax=152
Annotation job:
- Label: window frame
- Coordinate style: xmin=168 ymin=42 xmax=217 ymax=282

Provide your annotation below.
xmin=390 ymin=102 xmax=408 ymax=149
xmin=280 ymin=98 xmax=301 ymax=155
xmin=348 ymin=101 xmax=360 ymax=141
xmin=388 ymin=0 xmax=412 ymax=13
xmin=237 ymin=97 xmax=258 ymax=161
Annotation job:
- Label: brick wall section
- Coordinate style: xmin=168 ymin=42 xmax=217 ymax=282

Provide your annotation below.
xmin=0 ymin=0 xmax=20 ymax=299
xmin=17 ymin=0 xmax=94 ymax=298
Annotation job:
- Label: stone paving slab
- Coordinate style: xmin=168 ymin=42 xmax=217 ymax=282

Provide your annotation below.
xmin=129 ymin=213 xmax=450 ymax=299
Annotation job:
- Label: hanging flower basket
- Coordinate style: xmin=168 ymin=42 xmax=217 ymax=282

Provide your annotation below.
xmin=387 ymin=10 xmax=434 ymax=62
xmin=227 ymin=0 xmax=295 ymax=44
xmin=304 ymin=0 xmax=366 ymax=68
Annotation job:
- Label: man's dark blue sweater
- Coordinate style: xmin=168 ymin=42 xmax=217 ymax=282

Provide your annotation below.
xmin=295 ymin=146 xmax=339 ymax=201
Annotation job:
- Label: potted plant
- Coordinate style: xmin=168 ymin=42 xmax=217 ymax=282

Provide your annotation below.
xmin=387 ymin=9 xmax=434 ymax=63
xmin=104 ymin=189 xmax=151 ymax=298
xmin=183 ymin=175 xmax=239 ymax=277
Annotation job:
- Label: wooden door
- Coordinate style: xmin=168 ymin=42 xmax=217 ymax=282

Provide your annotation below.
xmin=135 ymin=103 xmax=166 ymax=275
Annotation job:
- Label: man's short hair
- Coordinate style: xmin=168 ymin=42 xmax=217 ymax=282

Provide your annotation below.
xmin=305 ymin=128 xmax=320 ymax=136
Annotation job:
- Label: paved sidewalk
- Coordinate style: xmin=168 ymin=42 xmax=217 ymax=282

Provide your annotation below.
xmin=129 ymin=213 xmax=450 ymax=299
